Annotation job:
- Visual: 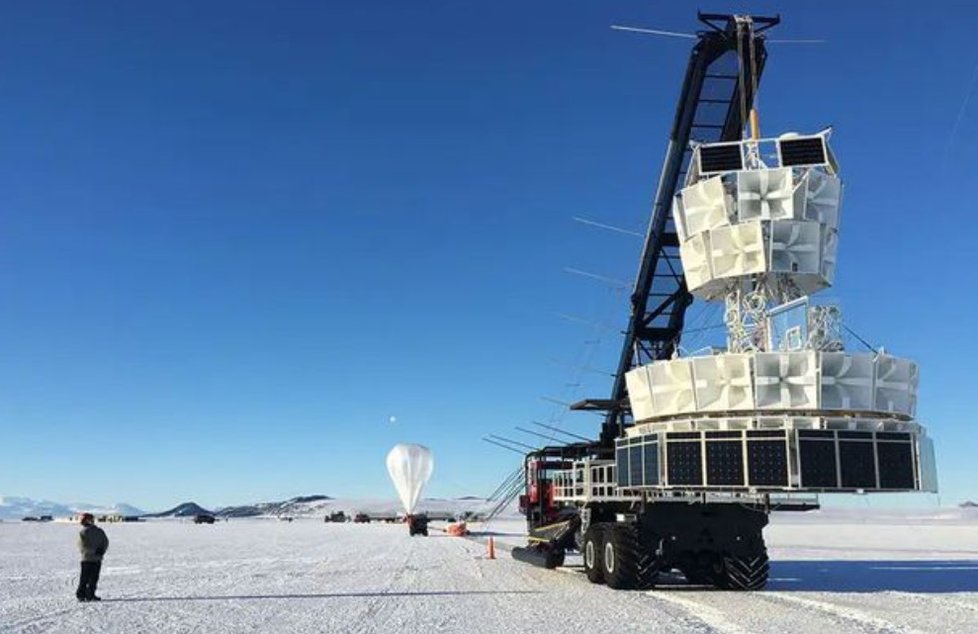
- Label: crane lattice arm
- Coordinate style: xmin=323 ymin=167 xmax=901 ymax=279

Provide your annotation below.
xmin=570 ymin=13 xmax=779 ymax=446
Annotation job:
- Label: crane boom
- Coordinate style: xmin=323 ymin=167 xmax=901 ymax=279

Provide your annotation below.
xmin=572 ymin=13 xmax=779 ymax=446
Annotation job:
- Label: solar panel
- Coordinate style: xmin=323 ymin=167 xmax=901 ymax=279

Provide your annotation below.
xmin=747 ymin=439 xmax=789 ymax=486
xmin=615 ymin=446 xmax=629 ymax=487
xmin=799 ymin=436 xmax=838 ymax=488
xmin=666 ymin=439 xmax=703 ymax=485
xmin=839 ymin=440 xmax=876 ymax=488
xmin=706 ymin=440 xmax=744 ymax=486
xmin=877 ymin=441 xmax=915 ymax=489
xmin=699 ymin=143 xmax=744 ymax=173
xmin=778 ymin=136 xmax=828 ymax=167
xmin=629 ymin=445 xmax=643 ymax=486
xmin=643 ymin=441 xmax=659 ymax=486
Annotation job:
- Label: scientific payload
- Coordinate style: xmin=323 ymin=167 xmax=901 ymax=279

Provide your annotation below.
xmin=508 ymin=13 xmax=938 ymax=591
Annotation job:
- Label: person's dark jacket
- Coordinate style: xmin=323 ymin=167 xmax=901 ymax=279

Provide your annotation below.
xmin=78 ymin=524 xmax=109 ymax=562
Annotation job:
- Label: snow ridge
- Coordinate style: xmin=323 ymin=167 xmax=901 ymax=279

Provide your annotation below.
xmin=0 ymin=496 xmax=145 ymax=520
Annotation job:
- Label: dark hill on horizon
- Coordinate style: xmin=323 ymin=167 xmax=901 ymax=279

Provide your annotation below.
xmin=143 ymin=502 xmax=213 ymax=518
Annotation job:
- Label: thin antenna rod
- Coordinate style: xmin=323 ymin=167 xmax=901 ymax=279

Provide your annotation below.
xmin=532 ymin=421 xmax=592 ymax=442
xmin=564 ymin=267 xmax=629 ymax=289
xmin=556 ymin=312 xmax=618 ymax=332
xmin=540 ymin=395 xmax=604 ymax=417
xmin=481 ymin=437 xmax=526 ymax=455
xmin=487 ymin=434 xmax=537 ymax=451
xmin=514 ymin=426 xmax=561 ymax=443
xmin=765 ymin=39 xmax=826 ymax=44
xmin=843 ymin=324 xmax=878 ymax=353
xmin=548 ymin=357 xmax=616 ymax=377
xmin=573 ymin=216 xmax=643 ymax=238
xmin=610 ymin=24 xmax=696 ymax=39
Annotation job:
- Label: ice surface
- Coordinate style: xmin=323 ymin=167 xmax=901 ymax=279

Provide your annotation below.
xmin=1 ymin=509 xmax=976 ymax=633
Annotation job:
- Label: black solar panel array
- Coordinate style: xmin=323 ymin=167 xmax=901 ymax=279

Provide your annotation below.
xmin=699 ymin=143 xmax=744 ymax=174
xmin=797 ymin=430 xmax=917 ymax=490
xmin=615 ymin=435 xmax=660 ymax=487
xmin=614 ymin=429 xmax=917 ymax=491
xmin=778 ymin=136 xmax=828 ymax=167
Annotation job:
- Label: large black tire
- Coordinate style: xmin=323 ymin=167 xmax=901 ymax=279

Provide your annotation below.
xmin=717 ymin=547 xmax=769 ymax=591
xmin=601 ymin=524 xmax=656 ymax=590
xmin=582 ymin=524 xmax=605 ymax=584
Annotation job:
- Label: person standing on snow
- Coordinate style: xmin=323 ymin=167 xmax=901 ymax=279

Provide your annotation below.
xmin=76 ymin=513 xmax=109 ymax=602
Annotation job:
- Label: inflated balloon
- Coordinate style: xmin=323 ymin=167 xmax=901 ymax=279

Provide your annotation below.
xmin=386 ymin=444 xmax=434 ymax=515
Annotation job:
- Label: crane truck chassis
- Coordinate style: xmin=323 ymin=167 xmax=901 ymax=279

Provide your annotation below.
xmin=512 ymin=446 xmax=797 ymax=590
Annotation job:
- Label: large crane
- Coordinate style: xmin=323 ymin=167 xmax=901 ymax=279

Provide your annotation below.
xmin=510 ymin=12 xmax=937 ymax=591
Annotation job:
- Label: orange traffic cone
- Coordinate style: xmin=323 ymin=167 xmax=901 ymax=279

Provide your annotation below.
xmin=487 ymin=536 xmax=496 ymax=560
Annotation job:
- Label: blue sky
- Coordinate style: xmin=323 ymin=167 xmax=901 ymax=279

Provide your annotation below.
xmin=0 ymin=1 xmax=975 ymax=510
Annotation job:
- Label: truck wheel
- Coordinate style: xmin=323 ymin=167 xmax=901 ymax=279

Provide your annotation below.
xmin=602 ymin=524 xmax=656 ymax=590
xmin=582 ymin=524 xmax=605 ymax=584
xmin=719 ymin=548 xmax=769 ymax=591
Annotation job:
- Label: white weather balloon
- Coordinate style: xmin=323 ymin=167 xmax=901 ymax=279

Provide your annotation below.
xmin=386 ymin=444 xmax=434 ymax=515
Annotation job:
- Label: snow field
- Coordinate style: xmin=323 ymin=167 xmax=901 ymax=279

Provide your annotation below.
xmin=1 ymin=515 xmax=976 ymax=633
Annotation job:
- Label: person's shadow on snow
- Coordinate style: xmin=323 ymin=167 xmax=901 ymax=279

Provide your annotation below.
xmin=766 ymin=560 xmax=978 ymax=592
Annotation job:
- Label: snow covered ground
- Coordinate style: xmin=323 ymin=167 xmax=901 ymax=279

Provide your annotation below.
xmin=2 ymin=511 xmax=976 ymax=633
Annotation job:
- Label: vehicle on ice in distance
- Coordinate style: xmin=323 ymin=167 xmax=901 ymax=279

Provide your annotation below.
xmin=324 ymin=511 xmax=347 ymax=523
xmin=406 ymin=514 xmax=429 ymax=536
xmin=194 ymin=514 xmax=216 ymax=524
xmin=508 ymin=13 xmax=938 ymax=592
xmin=353 ymin=513 xmax=371 ymax=524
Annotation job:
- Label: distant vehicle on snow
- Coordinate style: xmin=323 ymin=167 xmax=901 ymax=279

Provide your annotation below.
xmin=406 ymin=514 xmax=429 ymax=536
xmin=353 ymin=513 xmax=370 ymax=524
xmin=193 ymin=514 xmax=216 ymax=524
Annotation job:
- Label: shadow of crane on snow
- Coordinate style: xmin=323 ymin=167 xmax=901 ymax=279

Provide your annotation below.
xmin=766 ymin=560 xmax=978 ymax=592
xmin=104 ymin=590 xmax=540 ymax=603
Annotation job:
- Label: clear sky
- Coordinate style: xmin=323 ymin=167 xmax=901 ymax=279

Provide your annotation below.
xmin=1 ymin=1 xmax=976 ymax=511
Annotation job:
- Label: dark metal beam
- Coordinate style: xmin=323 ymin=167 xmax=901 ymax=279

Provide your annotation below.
xmin=595 ymin=14 xmax=774 ymax=447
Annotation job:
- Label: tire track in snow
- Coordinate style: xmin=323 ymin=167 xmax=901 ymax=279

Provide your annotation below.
xmin=758 ymin=592 xmax=928 ymax=634
xmin=887 ymin=591 xmax=978 ymax=618
xmin=644 ymin=591 xmax=752 ymax=634
xmin=5 ymin=605 xmax=80 ymax=633
xmin=541 ymin=565 xmax=737 ymax=633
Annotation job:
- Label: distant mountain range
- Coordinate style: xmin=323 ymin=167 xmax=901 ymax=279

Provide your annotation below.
xmin=212 ymin=495 xmax=493 ymax=519
xmin=0 ymin=497 xmax=145 ymax=520
xmin=0 ymin=495 xmax=497 ymax=520
xmin=217 ymin=495 xmax=333 ymax=518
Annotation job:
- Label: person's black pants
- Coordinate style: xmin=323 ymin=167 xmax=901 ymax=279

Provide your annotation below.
xmin=76 ymin=561 xmax=101 ymax=599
